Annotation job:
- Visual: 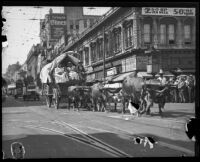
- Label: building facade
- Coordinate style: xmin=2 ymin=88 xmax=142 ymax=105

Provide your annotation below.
xmin=62 ymin=7 xmax=196 ymax=82
xmin=26 ymin=44 xmax=41 ymax=84
xmin=39 ymin=8 xmax=101 ymax=61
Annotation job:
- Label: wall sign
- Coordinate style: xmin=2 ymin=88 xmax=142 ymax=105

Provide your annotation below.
xmin=50 ymin=14 xmax=67 ymax=41
xmin=142 ymin=7 xmax=195 ymax=16
xmin=107 ymin=67 xmax=117 ymax=76
xmin=136 ymin=56 xmax=148 ymax=70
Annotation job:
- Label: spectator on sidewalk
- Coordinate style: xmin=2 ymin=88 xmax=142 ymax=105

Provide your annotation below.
xmin=177 ymin=77 xmax=186 ymax=103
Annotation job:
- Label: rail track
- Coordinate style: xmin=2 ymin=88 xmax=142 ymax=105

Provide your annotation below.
xmin=20 ymin=119 xmax=132 ymax=158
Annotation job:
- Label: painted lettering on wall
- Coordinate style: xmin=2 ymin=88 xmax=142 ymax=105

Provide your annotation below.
xmin=142 ymin=7 xmax=195 ymax=16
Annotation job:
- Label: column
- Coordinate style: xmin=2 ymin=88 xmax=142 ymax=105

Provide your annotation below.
xmin=132 ymin=14 xmax=138 ymax=49
xmin=177 ymin=17 xmax=183 ymax=48
xmin=82 ymin=49 xmax=85 ymax=67
xmin=192 ymin=18 xmax=196 ymax=47
xmin=137 ymin=17 xmax=143 ymax=49
xmin=88 ymin=46 xmax=91 ymax=65
xmin=153 ymin=17 xmax=158 ymax=48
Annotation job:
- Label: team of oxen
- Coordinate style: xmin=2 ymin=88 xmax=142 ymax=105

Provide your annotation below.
xmin=56 ymin=72 xmax=170 ymax=116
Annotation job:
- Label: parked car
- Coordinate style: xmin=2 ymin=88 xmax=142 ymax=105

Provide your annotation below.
xmin=23 ymin=84 xmax=40 ymax=101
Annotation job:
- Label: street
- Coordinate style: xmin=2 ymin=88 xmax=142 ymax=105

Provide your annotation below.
xmin=2 ymin=95 xmax=195 ymax=158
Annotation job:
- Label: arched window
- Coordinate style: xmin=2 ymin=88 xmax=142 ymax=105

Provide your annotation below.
xmin=97 ymin=37 xmax=103 ymax=61
xmin=143 ymin=17 xmax=153 ymax=44
xmin=90 ymin=42 xmax=97 ymax=63
xmin=84 ymin=47 xmax=89 ymax=66
xmin=159 ymin=17 xmax=177 ymax=45
xmin=112 ymin=27 xmax=121 ymax=53
xmin=104 ymin=33 xmax=109 ymax=58
xmin=123 ymin=20 xmax=133 ymax=48
xmin=184 ymin=18 xmax=193 ymax=44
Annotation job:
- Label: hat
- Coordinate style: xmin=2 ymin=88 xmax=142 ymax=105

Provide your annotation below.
xmin=159 ymin=69 xmax=164 ymax=74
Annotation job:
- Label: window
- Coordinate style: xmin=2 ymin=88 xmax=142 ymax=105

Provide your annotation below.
xmin=184 ymin=25 xmax=191 ymax=44
xmin=160 ymin=23 xmax=176 ymax=45
xmin=75 ymin=20 xmax=79 ymax=30
xmin=97 ymin=39 xmax=103 ymax=61
xmin=90 ymin=19 xmax=94 ymax=26
xmin=144 ymin=24 xmax=151 ymax=44
xmin=113 ymin=28 xmax=121 ymax=53
xmin=70 ymin=20 xmax=73 ymax=30
xmin=105 ymin=34 xmax=109 ymax=58
xmin=160 ymin=24 xmax=166 ymax=44
xmin=84 ymin=20 xmax=87 ymax=28
xmin=79 ymin=51 xmax=83 ymax=62
xmin=91 ymin=43 xmax=97 ymax=63
xmin=168 ymin=24 xmax=175 ymax=44
xmin=124 ymin=23 xmax=133 ymax=48
xmin=84 ymin=48 xmax=89 ymax=65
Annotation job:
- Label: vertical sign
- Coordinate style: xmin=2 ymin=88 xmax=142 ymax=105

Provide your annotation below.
xmin=50 ymin=14 xmax=67 ymax=42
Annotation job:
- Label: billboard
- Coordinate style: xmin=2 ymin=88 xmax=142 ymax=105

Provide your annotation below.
xmin=49 ymin=14 xmax=67 ymax=41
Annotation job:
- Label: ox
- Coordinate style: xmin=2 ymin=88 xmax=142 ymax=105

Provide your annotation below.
xmin=120 ymin=72 xmax=145 ymax=114
xmin=90 ymin=82 xmax=107 ymax=112
xmin=141 ymin=80 xmax=169 ymax=115
xmin=120 ymin=72 xmax=168 ymax=116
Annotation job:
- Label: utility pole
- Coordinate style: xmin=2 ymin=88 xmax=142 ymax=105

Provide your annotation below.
xmin=103 ymin=26 xmax=105 ymax=83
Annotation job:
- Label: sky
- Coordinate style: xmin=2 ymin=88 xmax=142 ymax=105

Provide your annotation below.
xmin=2 ymin=6 xmax=111 ymax=74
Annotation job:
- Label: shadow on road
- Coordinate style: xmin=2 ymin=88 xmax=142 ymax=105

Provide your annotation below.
xmin=2 ymin=131 xmax=195 ymax=158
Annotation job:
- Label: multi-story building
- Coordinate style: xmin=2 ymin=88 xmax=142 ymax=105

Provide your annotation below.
xmin=26 ymin=44 xmax=41 ymax=84
xmin=62 ymin=7 xmax=196 ymax=82
xmin=39 ymin=7 xmax=101 ymax=62
xmin=64 ymin=7 xmax=101 ymax=39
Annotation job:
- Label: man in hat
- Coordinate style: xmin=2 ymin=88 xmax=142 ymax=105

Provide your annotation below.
xmin=157 ymin=69 xmax=167 ymax=86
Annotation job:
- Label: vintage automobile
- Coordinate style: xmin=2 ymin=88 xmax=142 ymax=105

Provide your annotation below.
xmin=23 ymin=84 xmax=40 ymax=101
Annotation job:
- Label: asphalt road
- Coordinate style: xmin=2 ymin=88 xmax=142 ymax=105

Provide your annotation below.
xmin=2 ymin=96 xmax=195 ymax=158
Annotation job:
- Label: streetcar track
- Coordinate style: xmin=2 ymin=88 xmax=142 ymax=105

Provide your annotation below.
xmin=21 ymin=124 xmax=129 ymax=157
xmin=64 ymin=113 xmax=195 ymax=156
xmin=53 ymin=120 xmax=132 ymax=157
xmin=25 ymin=106 xmax=194 ymax=156
xmin=8 ymin=109 xmax=131 ymax=157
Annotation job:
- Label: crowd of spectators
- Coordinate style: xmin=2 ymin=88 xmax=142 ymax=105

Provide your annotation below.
xmin=156 ymin=71 xmax=195 ymax=103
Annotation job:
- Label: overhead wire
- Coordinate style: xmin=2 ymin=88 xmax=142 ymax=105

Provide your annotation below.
xmin=22 ymin=7 xmax=40 ymax=46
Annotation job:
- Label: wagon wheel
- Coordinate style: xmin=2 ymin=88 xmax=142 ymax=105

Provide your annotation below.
xmin=53 ymin=89 xmax=60 ymax=109
xmin=46 ymin=95 xmax=52 ymax=108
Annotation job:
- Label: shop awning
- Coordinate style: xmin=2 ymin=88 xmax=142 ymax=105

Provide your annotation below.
xmin=103 ymin=83 xmax=122 ymax=89
xmin=137 ymin=72 xmax=153 ymax=78
xmin=155 ymin=71 xmax=175 ymax=77
xmin=112 ymin=72 xmax=133 ymax=82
